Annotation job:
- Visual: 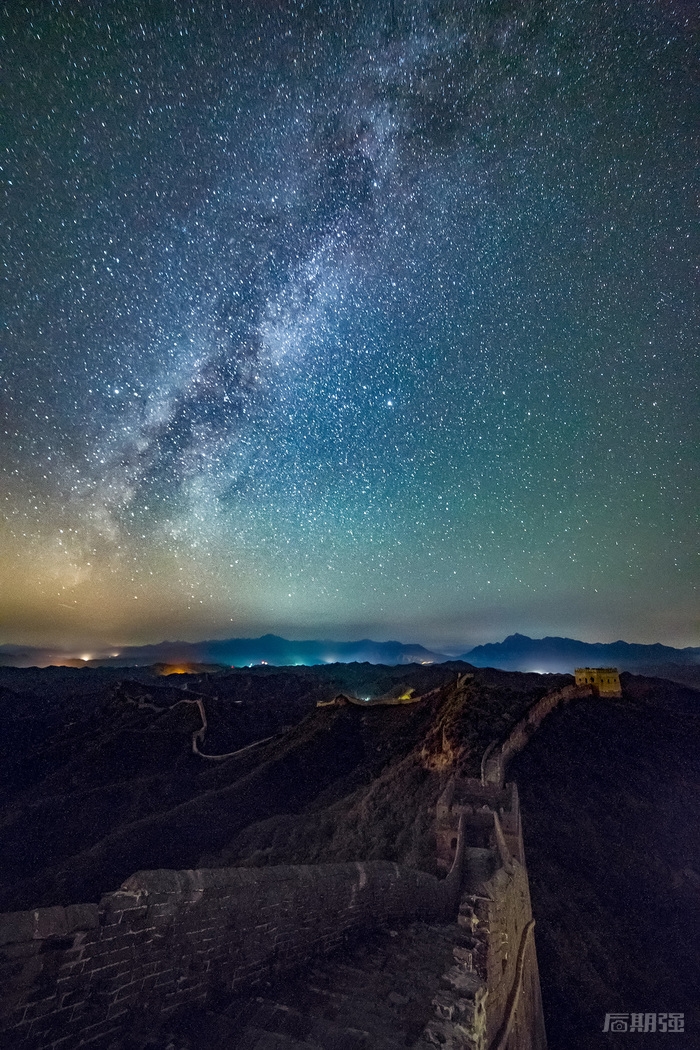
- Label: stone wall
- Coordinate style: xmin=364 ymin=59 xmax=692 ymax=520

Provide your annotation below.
xmin=427 ymin=766 xmax=547 ymax=1050
xmin=0 ymin=678 xmax=571 ymax=1050
xmin=0 ymin=861 xmax=458 ymax=1050
xmin=436 ymin=779 xmax=524 ymax=873
xmin=474 ymin=861 xmax=547 ymax=1050
xmin=426 ymin=848 xmax=546 ymax=1050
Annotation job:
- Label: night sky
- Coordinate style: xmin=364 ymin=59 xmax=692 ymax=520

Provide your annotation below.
xmin=1 ymin=0 xmax=697 ymax=653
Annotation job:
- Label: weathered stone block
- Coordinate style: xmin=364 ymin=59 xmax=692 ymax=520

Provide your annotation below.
xmin=33 ymin=908 xmax=71 ymax=941
xmin=106 ymin=1002 xmax=130 ymax=1021
xmin=63 ymin=905 xmax=99 ymax=933
xmin=50 ymin=1034 xmax=83 ymax=1050
xmin=434 ymin=991 xmax=477 ymax=1024
xmin=453 ymin=946 xmax=473 ymax=969
xmin=74 ymin=1017 xmax=123 ymax=1044
xmin=0 ymin=911 xmax=36 ymax=947
xmin=5 ymin=941 xmax=42 ymax=970
xmin=441 ymin=966 xmax=486 ymax=998
xmin=424 ymin=1017 xmax=474 ymax=1048
xmin=98 ymin=945 xmax=134 ymax=967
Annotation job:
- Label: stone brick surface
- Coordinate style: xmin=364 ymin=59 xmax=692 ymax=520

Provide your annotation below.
xmin=0 ymin=860 xmax=455 ymax=1049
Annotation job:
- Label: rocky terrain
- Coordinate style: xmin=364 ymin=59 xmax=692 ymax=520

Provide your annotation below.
xmin=0 ymin=663 xmax=698 ymax=1048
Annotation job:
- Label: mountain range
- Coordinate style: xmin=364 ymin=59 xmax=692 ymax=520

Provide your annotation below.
xmin=459 ymin=632 xmax=700 ymax=671
xmin=0 ymin=635 xmax=443 ymax=669
xmin=1 ymin=632 xmax=699 ymax=677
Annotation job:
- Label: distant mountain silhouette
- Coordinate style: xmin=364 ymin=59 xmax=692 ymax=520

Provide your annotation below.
xmin=2 ymin=632 xmax=698 ymax=676
xmin=460 ymin=633 xmax=700 ymax=673
xmin=0 ymin=635 xmax=447 ymax=669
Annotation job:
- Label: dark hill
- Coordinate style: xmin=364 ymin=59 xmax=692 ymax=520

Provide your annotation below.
xmin=1 ymin=663 xmax=697 ymax=1048
xmin=510 ymin=673 xmax=700 ymax=1049
xmin=0 ymin=663 xmax=561 ymax=911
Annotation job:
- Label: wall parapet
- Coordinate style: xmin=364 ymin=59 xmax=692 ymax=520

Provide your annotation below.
xmin=0 ymin=858 xmax=463 ymax=1050
xmin=1 ymin=677 xmax=572 ymax=1050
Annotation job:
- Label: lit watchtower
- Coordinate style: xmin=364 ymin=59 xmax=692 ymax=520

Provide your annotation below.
xmin=574 ymin=667 xmax=622 ymax=697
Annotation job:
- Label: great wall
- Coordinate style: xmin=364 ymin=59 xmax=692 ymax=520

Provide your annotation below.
xmin=0 ymin=670 xmax=621 ymax=1049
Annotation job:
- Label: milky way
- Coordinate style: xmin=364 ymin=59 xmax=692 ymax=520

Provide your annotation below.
xmin=1 ymin=0 xmax=697 ymax=650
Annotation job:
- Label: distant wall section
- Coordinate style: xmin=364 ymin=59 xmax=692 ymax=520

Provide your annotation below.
xmin=482 ymin=684 xmax=592 ymax=788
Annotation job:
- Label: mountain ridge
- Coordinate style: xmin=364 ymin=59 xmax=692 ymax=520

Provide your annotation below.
xmin=460 ymin=633 xmax=700 ymax=671
xmin=0 ymin=635 xmax=446 ymax=669
xmin=1 ymin=632 xmax=698 ymax=673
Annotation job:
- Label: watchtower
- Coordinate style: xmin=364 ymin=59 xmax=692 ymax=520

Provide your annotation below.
xmin=574 ymin=667 xmax=622 ymax=697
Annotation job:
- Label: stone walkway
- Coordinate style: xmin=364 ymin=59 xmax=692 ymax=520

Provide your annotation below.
xmin=117 ymin=916 xmax=484 ymax=1050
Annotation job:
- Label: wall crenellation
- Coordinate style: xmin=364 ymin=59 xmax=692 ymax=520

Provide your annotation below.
xmin=424 ymin=672 xmax=622 ymax=1049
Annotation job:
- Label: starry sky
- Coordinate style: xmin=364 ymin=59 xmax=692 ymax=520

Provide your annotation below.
xmin=1 ymin=0 xmax=698 ymax=653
